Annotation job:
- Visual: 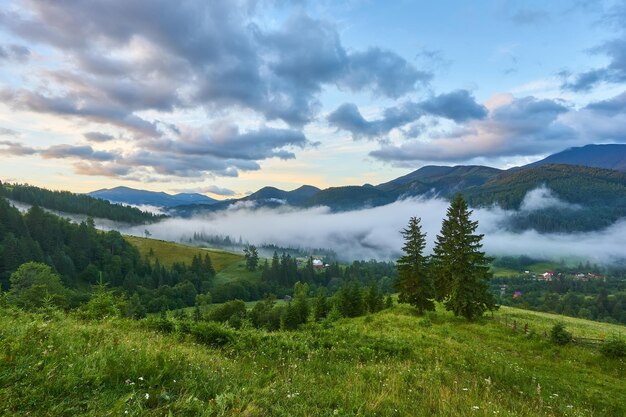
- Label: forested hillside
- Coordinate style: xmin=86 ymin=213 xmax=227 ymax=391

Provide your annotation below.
xmin=463 ymin=165 xmax=626 ymax=232
xmin=0 ymin=182 xmax=162 ymax=224
xmin=0 ymin=198 xmax=216 ymax=312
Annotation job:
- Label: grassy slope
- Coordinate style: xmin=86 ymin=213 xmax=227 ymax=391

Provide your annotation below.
xmin=1 ymin=305 xmax=624 ymax=417
xmin=125 ymin=236 xmax=242 ymax=272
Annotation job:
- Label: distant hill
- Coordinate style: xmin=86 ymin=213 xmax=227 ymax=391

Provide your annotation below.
xmin=377 ymin=165 xmax=502 ymax=197
xmin=89 ymin=186 xmax=218 ymax=208
xmin=304 ymin=185 xmax=393 ymax=211
xmin=463 ymin=164 xmax=626 ymax=209
xmin=0 ymin=181 xmax=162 ymax=224
xmin=526 ymin=144 xmax=626 ymax=172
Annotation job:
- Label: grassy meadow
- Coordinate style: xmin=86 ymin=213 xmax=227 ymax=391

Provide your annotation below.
xmin=124 ymin=235 xmax=242 ymax=272
xmin=1 ymin=303 xmax=624 ymax=417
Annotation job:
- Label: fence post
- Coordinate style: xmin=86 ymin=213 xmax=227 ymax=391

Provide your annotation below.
xmin=524 ymin=323 xmax=528 ymax=334
xmin=513 ymin=320 xmax=517 ymax=332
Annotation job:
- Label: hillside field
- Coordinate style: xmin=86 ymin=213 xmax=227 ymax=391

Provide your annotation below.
xmin=125 ymin=235 xmax=242 ymax=272
xmin=0 ymin=303 xmax=624 ymax=417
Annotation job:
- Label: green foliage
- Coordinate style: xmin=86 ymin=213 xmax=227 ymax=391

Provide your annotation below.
xmin=208 ymin=299 xmax=247 ymax=323
xmin=195 ymin=291 xmax=212 ymax=306
xmin=0 ymin=181 xmax=162 ymax=224
xmin=384 ymin=294 xmax=393 ymax=309
xmin=7 ymin=262 xmax=68 ymax=310
xmin=188 ymin=321 xmax=234 ymax=347
xmin=395 ymin=217 xmax=434 ymax=314
xmin=243 ymin=245 xmax=259 ymax=271
xmin=77 ymin=280 xmax=122 ymax=320
xmin=250 ymin=296 xmax=282 ymax=331
xmin=0 ymin=305 xmax=625 ymax=416
xmin=463 ymin=165 xmax=626 ymax=232
xmin=313 ymin=288 xmax=330 ymax=321
xmin=600 ymin=337 xmax=626 ymax=359
xmin=125 ymin=293 xmax=146 ymax=319
xmin=336 ymin=281 xmax=365 ymax=318
xmin=364 ymin=283 xmax=384 ymax=313
xmin=550 ymin=322 xmax=573 ymax=345
xmin=431 ymin=195 xmax=496 ymax=320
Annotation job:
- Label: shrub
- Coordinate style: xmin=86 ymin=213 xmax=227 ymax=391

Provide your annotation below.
xmin=189 ymin=322 xmax=234 ymax=347
xmin=208 ymin=299 xmax=247 ymax=323
xmin=550 ymin=322 xmax=572 ymax=345
xmin=144 ymin=316 xmax=175 ymax=333
xmin=600 ymin=337 xmax=626 ymax=359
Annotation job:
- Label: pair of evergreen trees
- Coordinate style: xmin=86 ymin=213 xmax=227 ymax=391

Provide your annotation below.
xmin=396 ymin=195 xmax=496 ymax=320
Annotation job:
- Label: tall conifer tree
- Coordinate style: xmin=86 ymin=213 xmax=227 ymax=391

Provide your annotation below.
xmin=431 ymin=194 xmax=496 ymax=320
xmin=395 ymin=217 xmax=434 ymax=314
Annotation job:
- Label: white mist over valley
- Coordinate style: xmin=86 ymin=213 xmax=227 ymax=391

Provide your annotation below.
xmin=113 ymin=186 xmax=626 ymax=264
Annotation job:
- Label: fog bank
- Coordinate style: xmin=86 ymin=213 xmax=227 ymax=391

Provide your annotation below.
xmin=120 ymin=189 xmax=626 ymax=264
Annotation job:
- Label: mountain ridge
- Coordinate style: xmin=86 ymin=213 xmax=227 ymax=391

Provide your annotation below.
xmin=89 ymin=186 xmax=218 ymax=208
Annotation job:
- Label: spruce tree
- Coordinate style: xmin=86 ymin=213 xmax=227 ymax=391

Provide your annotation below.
xmin=395 ymin=217 xmax=434 ymax=314
xmin=431 ymin=194 xmax=496 ymax=320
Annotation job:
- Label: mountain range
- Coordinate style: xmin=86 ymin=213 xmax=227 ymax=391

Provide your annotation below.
xmin=89 ymin=186 xmax=218 ymax=208
xmin=89 ymin=144 xmax=626 ymax=225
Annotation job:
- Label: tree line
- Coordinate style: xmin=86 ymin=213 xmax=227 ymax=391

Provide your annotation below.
xmin=0 ymin=181 xmax=162 ymax=224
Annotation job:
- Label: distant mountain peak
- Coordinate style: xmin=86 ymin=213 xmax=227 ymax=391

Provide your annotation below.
xmin=527 ymin=144 xmax=626 ymax=172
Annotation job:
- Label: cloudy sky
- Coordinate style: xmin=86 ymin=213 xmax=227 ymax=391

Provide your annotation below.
xmin=0 ymin=0 xmax=625 ymax=197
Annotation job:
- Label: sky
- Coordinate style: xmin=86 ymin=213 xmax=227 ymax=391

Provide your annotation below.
xmin=0 ymin=0 xmax=625 ymax=198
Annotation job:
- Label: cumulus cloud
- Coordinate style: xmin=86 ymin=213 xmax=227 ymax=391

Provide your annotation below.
xmin=1 ymin=1 xmax=424 ymax=127
xmin=0 ymin=0 xmax=430 ymax=179
xmin=116 ymin=188 xmax=626 ymax=264
xmin=370 ymin=95 xmax=574 ymax=162
xmin=328 ymin=90 xmax=485 ymax=139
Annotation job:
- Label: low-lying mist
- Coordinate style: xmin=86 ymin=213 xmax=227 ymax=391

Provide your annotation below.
xmin=117 ymin=187 xmax=626 ymax=264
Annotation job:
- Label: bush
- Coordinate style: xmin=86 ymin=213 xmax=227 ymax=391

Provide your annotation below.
xmin=208 ymin=299 xmax=247 ymax=323
xmin=600 ymin=337 xmax=626 ymax=359
xmin=144 ymin=316 xmax=175 ymax=333
xmin=550 ymin=322 xmax=572 ymax=345
xmin=189 ymin=322 xmax=234 ymax=347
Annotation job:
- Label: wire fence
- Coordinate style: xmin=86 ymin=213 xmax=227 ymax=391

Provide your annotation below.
xmin=489 ymin=314 xmax=624 ymax=346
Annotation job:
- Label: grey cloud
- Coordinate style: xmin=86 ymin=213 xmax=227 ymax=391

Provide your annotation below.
xmin=84 ymin=132 xmax=115 ymax=142
xmin=4 ymin=0 xmax=424 ymax=131
xmin=142 ymin=124 xmax=308 ymax=161
xmin=1 ymin=89 xmax=160 ymax=137
xmin=41 ymin=145 xmax=116 ymax=161
xmin=340 ymin=47 xmax=431 ymax=98
xmin=420 ymin=90 xmax=487 ymax=122
xmin=0 ymin=140 xmax=37 ymax=156
xmin=561 ymin=4 xmax=626 ymax=92
xmin=203 ymin=185 xmax=237 ymax=196
xmin=584 ymin=90 xmax=626 ymax=115
xmin=370 ymin=95 xmax=575 ymax=162
xmin=0 ymin=44 xmax=30 ymax=62
xmin=328 ymin=90 xmax=485 ymax=139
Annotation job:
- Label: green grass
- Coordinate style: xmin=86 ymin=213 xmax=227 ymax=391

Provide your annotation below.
xmin=124 ymin=235 xmax=242 ymax=272
xmin=1 ymin=304 xmax=624 ymax=416
xmin=213 ymin=259 xmax=263 ymax=286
